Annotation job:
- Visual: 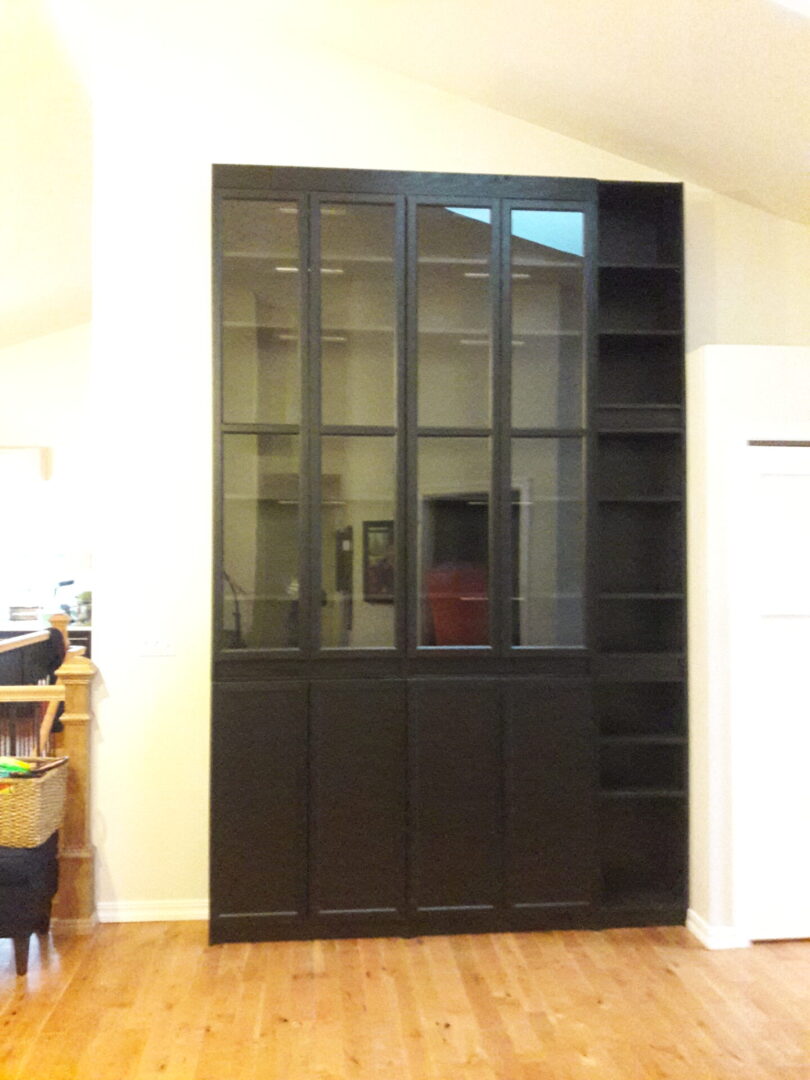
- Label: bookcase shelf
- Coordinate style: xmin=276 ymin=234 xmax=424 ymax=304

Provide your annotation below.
xmin=594 ymin=180 xmax=686 ymax=916
xmin=597 ymin=433 xmax=684 ymax=500
xmin=599 ymin=796 xmax=686 ymax=908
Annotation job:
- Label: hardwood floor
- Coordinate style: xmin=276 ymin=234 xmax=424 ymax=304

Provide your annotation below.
xmin=0 ymin=924 xmax=808 ymax=1079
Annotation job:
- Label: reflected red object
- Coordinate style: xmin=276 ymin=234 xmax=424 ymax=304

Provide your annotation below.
xmin=425 ymin=564 xmax=488 ymax=645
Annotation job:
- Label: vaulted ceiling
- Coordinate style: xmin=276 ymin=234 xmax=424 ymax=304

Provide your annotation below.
xmin=1 ymin=0 xmax=807 ymax=350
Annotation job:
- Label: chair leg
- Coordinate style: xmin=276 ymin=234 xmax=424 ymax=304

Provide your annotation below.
xmin=13 ymin=936 xmax=29 ymax=977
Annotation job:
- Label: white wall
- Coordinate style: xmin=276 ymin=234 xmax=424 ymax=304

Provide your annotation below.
xmin=48 ymin=5 xmax=809 ymax=918
xmin=687 ymin=345 xmax=810 ymax=949
xmin=0 ymin=324 xmax=92 ymax=612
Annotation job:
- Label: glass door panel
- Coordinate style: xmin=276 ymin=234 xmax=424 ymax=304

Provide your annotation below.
xmin=222 ymin=434 xmax=301 ymax=649
xmin=510 ymin=210 xmax=585 ymax=428
xmin=510 ymin=437 xmax=585 ymax=647
xmin=418 ymin=437 xmax=491 ymax=647
xmin=320 ymin=203 xmax=397 ymax=426
xmin=320 ymin=436 xmax=397 ymax=649
xmin=220 ymin=200 xmax=302 ymax=425
xmin=417 ymin=206 xmax=493 ymax=429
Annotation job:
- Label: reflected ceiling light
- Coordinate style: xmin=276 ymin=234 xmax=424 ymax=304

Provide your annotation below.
xmin=275 ymin=265 xmax=299 ymax=272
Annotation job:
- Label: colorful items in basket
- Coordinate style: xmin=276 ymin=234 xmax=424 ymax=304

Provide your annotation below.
xmin=0 ymin=758 xmax=35 ymax=778
xmin=0 ymin=757 xmax=61 ymax=779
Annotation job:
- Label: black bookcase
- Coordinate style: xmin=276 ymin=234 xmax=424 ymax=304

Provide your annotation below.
xmin=594 ymin=181 xmax=687 ymax=918
xmin=210 ymin=168 xmax=687 ymax=942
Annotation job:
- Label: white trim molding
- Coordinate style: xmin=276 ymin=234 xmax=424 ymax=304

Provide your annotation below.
xmin=97 ymin=899 xmax=209 ymax=923
xmin=687 ymin=909 xmax=752 ymax=950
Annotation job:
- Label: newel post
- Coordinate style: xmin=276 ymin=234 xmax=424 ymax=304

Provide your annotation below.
xmin=49 ymin=612 xmax=97 ymax=933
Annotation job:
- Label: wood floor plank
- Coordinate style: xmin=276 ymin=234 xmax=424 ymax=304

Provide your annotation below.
xmin=0 ymin=923 xmax=807 ymax=1079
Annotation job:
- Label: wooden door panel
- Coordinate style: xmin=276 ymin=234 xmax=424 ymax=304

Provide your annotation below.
xmin=409 ymin=679 xmax=502 ymax=912
xmin=310 ymin=680 xmax=407 ymax=918
xmin=210 ymin=681 xmax=307 ymax=924
xmin=506 ymin=680 xmax=595 ymax=907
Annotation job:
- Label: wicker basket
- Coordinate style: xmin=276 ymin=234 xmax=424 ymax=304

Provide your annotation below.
xmin=0 ymin=757 xmax=69 ymax=848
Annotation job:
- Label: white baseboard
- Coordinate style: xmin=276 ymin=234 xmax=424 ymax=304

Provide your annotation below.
xmin=97 ymin=899 xmax=209 ymax=923
xmin=686 ymin=908 xmax=751 ymax=950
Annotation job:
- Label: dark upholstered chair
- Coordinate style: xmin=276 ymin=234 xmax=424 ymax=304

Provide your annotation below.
xmin=0 ymin=832 xmax=58 ymax=975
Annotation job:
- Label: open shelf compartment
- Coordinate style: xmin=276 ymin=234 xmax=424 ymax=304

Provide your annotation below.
xmin=595 ymin=681 xmax=685 ymax=737
xmin=599 ymin=796 xmax=686 ymax=907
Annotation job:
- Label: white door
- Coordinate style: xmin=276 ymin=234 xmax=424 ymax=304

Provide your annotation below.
xmin=742 ymin=445 xmax=810 ymax=941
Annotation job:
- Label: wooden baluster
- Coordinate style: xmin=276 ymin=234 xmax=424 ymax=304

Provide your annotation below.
xmin=48 ymin=612 xmax=97 ymax=933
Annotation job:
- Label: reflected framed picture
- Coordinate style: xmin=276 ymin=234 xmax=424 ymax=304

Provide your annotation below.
xmin=363 ymin=520 xmax=394 ymax=604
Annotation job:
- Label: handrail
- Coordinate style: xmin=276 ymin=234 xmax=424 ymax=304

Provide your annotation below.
xmin=0 ymin=630 xmax=49 ymax=654
xmin=0 ymin=684 xmax=66 ymax=754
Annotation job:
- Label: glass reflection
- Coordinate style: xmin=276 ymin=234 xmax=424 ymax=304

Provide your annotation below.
xmin=222 ymin=434 xmax=300 ymax=649
xmin=320 ymin=436 xmax=396 ymax=649
xmin=510 ymin=438 xmax=584 ymax=647
xmin=320 ymin=204 xmax=397 ymax=426
xmin=418 ymin=437 xmax=490 ymax=647
xmin=510 ymin=210 xmax=585 ymax=428
xmin=221 ymin=201 xmax=301 ymax=425
xmin=417 ymin=206 xmax=492 ymax=429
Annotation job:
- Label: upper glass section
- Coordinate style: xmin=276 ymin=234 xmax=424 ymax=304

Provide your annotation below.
xmin=417 ymin=206 xmax=493 ymax=430
xmin=216 ymin=180 xmax=594 ymax=655
xmin=220 ymin=200 xmax=302 ymax=425
xmin=320 ymin=203 xmax=397 ymax=427
xmin=510 ymin=210 xmax=585 ymax=429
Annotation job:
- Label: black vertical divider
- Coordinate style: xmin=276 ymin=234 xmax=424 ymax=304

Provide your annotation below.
xmin=489 ymin=201 xmax=505 ymax=658
xmin=583 ymin=199 xmax=602 ymax=906
xmin=494 ymin=203 xmax=511 ymax=911
xmin=211 ymin=190 xmax=224 ymax=654
xmin=395 ymin=196 xmax=409 ymax=657
xmin=300 ymin=194 xmax=315 ymax=917
xmin=305 ymin=195 xmax=320 ymax=657
xmin=295 ymin=192 xmax=313 ymax=656
xmin=404 ymin=197 xmax=418 ymax=914
xmin=496 ymin=203 xmax=511 ymax=657
xmin=404 ymin=198 xmax=419 ymax=659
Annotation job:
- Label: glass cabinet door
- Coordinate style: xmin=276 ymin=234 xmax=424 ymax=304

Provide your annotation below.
xmin=507 ymin=209 xmax=586 ymax=648
xmin=316 ymin=200 xmax=400 ymax=650
xmin=217 ymin=192 xmax=588 ymax=654
xmin=415 ymin=205 xmax=495 ymax=648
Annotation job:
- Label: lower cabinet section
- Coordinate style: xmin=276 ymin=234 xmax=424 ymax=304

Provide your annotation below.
xmin=211 ymin=676 xmax=684 ymax=942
